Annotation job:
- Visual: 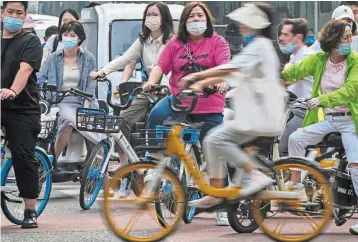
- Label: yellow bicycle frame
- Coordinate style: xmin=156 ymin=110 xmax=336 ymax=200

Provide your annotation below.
xmin=163 ymin=125 xmax=298 ymax=201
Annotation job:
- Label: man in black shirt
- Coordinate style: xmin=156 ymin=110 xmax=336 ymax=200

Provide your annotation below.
xmin=1 ymin=1 xmax=43 ymax=229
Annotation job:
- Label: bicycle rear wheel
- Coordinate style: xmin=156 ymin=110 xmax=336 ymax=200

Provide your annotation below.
xmin=79 ymin=140 xmax=109 ymax=210
xmin=251 ymin=157 xmax=333 ymax=242
xmin=103 ymin=162 xmax=185 ymax=242
xmin=1 ymin=148 xmax=52 ymax=225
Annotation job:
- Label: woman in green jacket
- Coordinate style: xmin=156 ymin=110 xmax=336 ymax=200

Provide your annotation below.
xmin=282 ymin=19 xmax=358 ymax=235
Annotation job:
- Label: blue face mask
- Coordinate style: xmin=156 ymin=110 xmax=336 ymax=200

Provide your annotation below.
xmin=279 ymin=41 xmax=297 ymax=55
xmin=336 ymin=43 xmax=352 ymax=55
xmin=62 ymin=36 xmax=78 ymax=50
xmin=3 ymin=16 xmax=24 ymax=33
xmin=242 ymin=33 xmax=255 ymax=45
xmin=305 ymin=35 xmax=315 ymax=47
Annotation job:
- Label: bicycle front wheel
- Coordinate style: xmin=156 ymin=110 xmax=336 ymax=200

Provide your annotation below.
xmin=251 ymin=157 xmax=333 ymax=242
xmin=79 ymin=140 xmax=109 ymax=210
xmin=1 ymin=148 xmax=52 ymax=225
xmin=103 ymin=161 xmax=185 ymax=242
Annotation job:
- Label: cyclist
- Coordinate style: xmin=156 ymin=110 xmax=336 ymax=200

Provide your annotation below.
xmin=278 ymin=18 xmax=314 ymax=159
xmin=1 ymin=1 xmax=43 ymax=228
xmin=173 ymin=2 xmax=278 ymax=208
xmin=282 ymin=19 xmax=358 ymax=235
xmin=90 ymin=2 xmax=175 ymax=198
xmin=143 ymin=1 xmax=231 ymax=226
xmin=38 ymin=21 xmax=115 ymax=195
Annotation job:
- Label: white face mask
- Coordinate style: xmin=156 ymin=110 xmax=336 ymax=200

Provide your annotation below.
xmin=186 ymin=21 xmax=207 ymax=37
xmin=145 ymin=16 xmax=161 ymax=32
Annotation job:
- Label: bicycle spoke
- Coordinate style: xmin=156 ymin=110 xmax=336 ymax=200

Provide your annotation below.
xmin=147 ymin=206 xmax=168 ymax=228
xmin=124 ymin=209 xmax=142 ymax=234
xmin=300 ymin=212 xmax=319 ymax=231
xmin=273 ymin=219 xmax=286 ymax=235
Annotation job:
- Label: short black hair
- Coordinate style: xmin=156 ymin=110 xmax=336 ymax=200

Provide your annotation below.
xmin=3 ymin=1 xmax=28 ymax=12
xmin=59 ymin=21 xmax=86 ymax=46
xmin=45 ymin=25 xmax=58 ymax=37
xmin=140 ymin=2 xmax=174 ymax=44
xmin=340 ymin=1 xmax=358 ymax=7
xmin=319 ymin=19 xmax=350 ymax=52
xmin=225 ymin=22 xmax=240 ymax=35
xmin=58 ymin=8 xmax=80 ymax=30
xmin=282 ymin=18 xmax=309 ymax=40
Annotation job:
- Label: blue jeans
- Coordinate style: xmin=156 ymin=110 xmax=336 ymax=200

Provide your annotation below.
xmin=147 ymin=96 xmax=229 ymax=186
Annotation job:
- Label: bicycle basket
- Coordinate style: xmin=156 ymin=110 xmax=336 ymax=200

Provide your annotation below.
xmin=131 ymin=126 xmax=200 ymax=148
xmin=76 ymin=108 xmax=123 ymax=133
xmin=37 ymin=116 xmax=59 ymax=142
xmin=156 ymin=125 xmax=200 ymax=144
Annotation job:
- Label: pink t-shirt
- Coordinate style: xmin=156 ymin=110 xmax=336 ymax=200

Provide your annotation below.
xmin=157 ymin=35 xmax=230 ymax=114
xmin=320 ymin=58 xmax=349 ymax=113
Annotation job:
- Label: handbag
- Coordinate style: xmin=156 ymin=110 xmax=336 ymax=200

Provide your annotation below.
xmin=184 ymin=42 xmax=208 ymax=73
xmin=225 ymin=66 xmax=287 ymax=137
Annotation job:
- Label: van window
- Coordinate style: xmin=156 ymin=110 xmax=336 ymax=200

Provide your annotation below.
xmin=110 ymin=20 xmax=142 ymax=62
xmin=110 ymin=20 xmax=180 ymax=62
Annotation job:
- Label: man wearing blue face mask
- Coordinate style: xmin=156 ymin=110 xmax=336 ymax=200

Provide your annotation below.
xmin=278 ymin=18 xmax=314 ymax=158
xmin=1 ymin=1 xmax=43 ymax=228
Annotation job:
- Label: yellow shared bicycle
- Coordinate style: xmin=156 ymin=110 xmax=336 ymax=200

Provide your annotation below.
xmin=103 ymin=89 xmax=333 ymax=242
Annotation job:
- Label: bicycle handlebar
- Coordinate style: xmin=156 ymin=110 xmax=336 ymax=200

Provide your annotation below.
xmin=38 ymin=86 xmax=93 ymax=114
xmin=96 ymin=76 xmax=143 ymax=112
xmin=169 ymin=85 xmax=218 ymax=113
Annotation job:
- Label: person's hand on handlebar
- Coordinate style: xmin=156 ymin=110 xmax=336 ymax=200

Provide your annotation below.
xmin=215 ymin=82 xmax=229 ymax=94
xmin=306 ymin=98 xmax=320 ymax=110
xmin=89 ymin=70 xmax=105 ymax=80
xmin=0 ymin=88 xmax=17 ymax=100
xmin=142 ymin=82 xmax=155 ymax=92
xmin=179 ymin=73 xmax=200 ymax=89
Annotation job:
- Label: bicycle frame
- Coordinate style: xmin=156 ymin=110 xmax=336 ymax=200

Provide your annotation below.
xmin=142 ymin=125 xmax=300 ymax=202
xmin=99 ymin=130 xmax=141 ymax=176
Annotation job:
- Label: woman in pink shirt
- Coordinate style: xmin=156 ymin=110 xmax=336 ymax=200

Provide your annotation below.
xmin=144 ymin=1 xmax=230 ymax=142
xmin=143 ymin=1 xmax=231 ymax=226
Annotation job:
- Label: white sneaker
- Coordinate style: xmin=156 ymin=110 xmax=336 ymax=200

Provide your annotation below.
xmin=241 ymin=170 xmax=274 ymax=197
xmin=188 ymin=196 xmax=223 ymax=208
xmin=118 ymin=178 xmax=130 ymax=198
xmin=350 ymin=221 xmax=358 ymax=235
xmin=216 ymin=211 xmax=229 ymax=226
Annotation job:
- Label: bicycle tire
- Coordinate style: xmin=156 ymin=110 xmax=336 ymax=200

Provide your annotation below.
xmin=1 ymin=148 xmax=52 ymax=225
xmin=104 ymin=161 xmax=185 ymax=242
xmin=79 ymin=140 xmax=109 ymax=210
xmin=227 ymin=199 xmax=260 ymax=233
xmin=251 ymin=157 xmax=333 ymax=242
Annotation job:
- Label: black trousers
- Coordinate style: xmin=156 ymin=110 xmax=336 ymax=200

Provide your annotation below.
xmin=1 ymin=110 xmax=41 ymax=199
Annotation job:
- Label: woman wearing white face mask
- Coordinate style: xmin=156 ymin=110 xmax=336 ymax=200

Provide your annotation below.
xmin=143 ymin=1 xmax=231 ymax=226
xmin=90 ymin=2 xmax=175 ymax=198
